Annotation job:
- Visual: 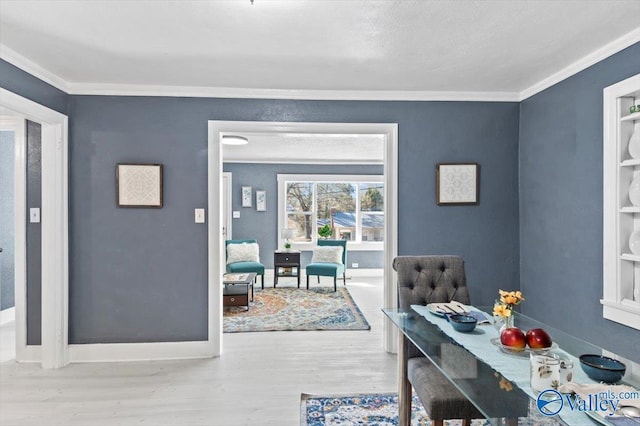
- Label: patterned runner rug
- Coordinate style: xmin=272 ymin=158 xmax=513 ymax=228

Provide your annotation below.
xmin=223 ymin=287 xmax=370 ymax=332
xmin=301 ymin=393 xmax=562 ymax=425
xmin=301 ymin=393 xmax=431 ymax=426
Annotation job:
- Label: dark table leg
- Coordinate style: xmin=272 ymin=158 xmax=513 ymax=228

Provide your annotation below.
xmin=398 ymin=332 xmax=411 ymax=426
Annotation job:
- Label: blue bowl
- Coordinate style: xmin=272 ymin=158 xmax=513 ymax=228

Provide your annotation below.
xmin=446 ymin=314 xmax=477 ymax=332
xmin=579 ymin=354 xmax=626 ymax=383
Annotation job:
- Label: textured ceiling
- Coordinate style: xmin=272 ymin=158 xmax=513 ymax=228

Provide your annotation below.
xmin=222 ymin=133 xmax=384 ymax=164
xmin=1 ymin=0 xmax=639 ymax=97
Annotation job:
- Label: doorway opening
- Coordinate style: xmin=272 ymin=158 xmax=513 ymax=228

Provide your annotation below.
xmin=0 ymin=88 xmax=69 ymax=368
xmin=208 ymin=121 xmax=398 ymax=356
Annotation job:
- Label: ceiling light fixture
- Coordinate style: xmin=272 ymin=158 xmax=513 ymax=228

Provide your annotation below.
xmin=222 ymin=135 xmax=249 ymax=145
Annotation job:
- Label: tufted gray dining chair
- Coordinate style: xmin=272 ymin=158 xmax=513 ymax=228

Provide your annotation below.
xmin=393 ymin=255 xmax=481 ymax=426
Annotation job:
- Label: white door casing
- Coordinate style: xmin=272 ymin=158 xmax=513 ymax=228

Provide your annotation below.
xmin=207 ymin=121 xmax=399 ymax=356
xmin=0 ymin=88 xmax=69 ymax=368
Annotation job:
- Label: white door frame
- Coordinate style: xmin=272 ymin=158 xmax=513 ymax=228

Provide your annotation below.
xmin=207 ymin=121 xmax=398 ymax=355
xmin=0 ymin=88 xmax=69 ymax=368
xmin=0 ymin=115 xmax=28 ymax=360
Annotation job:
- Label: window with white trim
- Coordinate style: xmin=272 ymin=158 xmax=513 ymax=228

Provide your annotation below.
xmin=277 ymin=174 xmax=384 ymax=251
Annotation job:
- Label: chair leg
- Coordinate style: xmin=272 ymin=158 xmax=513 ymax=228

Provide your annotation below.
xmin=333 ymin=276 xmax=337 ymax=292
xmin=306 ymin=274 xmax=309 ymax=290
xmin=343 ymin=272 xmax=346 ymax=286
xmin=261 ymin=274 xmax=264 ymax=290
xmin=462 ymin=419 xmax=471 ymax=426
xmin=317 ymin=276 xmax=320 ymax=284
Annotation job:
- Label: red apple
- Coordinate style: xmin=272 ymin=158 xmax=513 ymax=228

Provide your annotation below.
xmin=500 ymin=327 xmax=526 ymax=350
xmin=526 ymin=328 xmax=552 ymax=349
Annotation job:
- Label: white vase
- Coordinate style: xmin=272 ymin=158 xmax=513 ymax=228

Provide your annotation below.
xmin=629 ymin=122 xmax=640 ymax=159
xmin=629 ymin=175 xmax=640 ymax=206
xmin=629 ymin=231 xmax=640 ymax=255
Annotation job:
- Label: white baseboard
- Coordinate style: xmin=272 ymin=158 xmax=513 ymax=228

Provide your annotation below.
xmin=345 ymin=268 xmax=383 ymax=278
xmin=69 ymin=340 xmax=216 ymax=363
xmin=16 ymin=345 xmax=42 ymax=363
xmin=0 ymin=307 xmax=15 ymax=325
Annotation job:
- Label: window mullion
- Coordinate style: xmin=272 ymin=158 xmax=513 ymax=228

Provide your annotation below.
xmin=312 ymin=182 xmax=317 ymax=243
xmin=355 ymin=183 xmax=362 ymax=243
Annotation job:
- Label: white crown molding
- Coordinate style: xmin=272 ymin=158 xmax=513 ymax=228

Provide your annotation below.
xmin=223 ymin=158 xmax=383 ymax=165
xmin=0 ymin=44 xmax=69 ymax=93
xmin=518 ymin=27 xmax=640 ymax=101
xmin=67 ymin=82 xmax=520 ymax=102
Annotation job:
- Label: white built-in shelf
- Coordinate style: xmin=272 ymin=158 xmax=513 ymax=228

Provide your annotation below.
xmin=621 ymin=112 xmax=640 ymax=122
xmin=604 ymin=74 xmax=640 ymax=330
xmin=621 ymin=253 xmax=640 ymax=262
xmin=620 ymin=206 xmax=640 ymax=213
xmin=621 ymin=159 xmax=640 ymax=167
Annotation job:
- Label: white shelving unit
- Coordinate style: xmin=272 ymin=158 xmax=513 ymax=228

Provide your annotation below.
xmin=603 ymin=73 xmax=640 ymax=330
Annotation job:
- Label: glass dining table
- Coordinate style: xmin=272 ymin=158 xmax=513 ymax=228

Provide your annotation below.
xmin=383 ymin=306 xmax=640 ymax=426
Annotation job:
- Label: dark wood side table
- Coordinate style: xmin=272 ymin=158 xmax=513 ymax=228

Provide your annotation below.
xmin=274 ymin=250 xmax=301 ymax=288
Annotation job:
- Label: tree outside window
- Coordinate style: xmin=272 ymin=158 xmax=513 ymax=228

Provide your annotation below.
xmin=284 ymin=178 xmax=383 ymax=243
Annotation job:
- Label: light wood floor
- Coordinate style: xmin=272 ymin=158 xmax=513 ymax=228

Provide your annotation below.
xmin=0 ymin=277 xmax=398 ymax=426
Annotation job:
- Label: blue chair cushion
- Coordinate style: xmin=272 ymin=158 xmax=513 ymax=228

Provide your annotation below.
xmin=306 ymin=262 xmax=345 ymax=277
xmin=227 ymin=261 xmax=265 ymax=274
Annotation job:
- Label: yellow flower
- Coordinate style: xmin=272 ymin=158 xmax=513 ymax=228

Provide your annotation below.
xmin=493 ymin=304 xmax=512 ymax=318
xmin=502 ymin=295 xmax=518 ymax=305
xmin=495 ymin=289 xmax=524 ymax=317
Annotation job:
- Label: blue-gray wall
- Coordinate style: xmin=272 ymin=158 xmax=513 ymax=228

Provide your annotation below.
xmin=519 ymin=42 xmax=640 ymax=361
xmin=0 ymin=59 xmax=68 ymax=115
xmin=26 ymin=120 xmax=42 ymax=345
xmin=11 ymin=45 xmax=637 ymax=358
xmin=223 ymin=162 xmax=384 ymax=269
xmin=0 ymin=130 xmax=15 ymax=311
xmin=66 ymin=95 xmax=520 ymax=344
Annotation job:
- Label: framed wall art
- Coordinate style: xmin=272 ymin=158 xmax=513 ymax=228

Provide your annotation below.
xmin=256 ymin=190 xmax=266 ymax=211
xmin=116 ymin=163 xmax=163 ymax=208
xmin=242 ymin=186 xmax=252 ymax=207
xmin=436 ymin=163 xmax=479 ymax=205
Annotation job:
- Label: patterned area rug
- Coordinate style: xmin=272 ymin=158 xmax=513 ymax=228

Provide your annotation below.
xmin=301 ymin=393 xmax=565 ymax=426
xmin=301 ymin=393 xmax=432 ymax=426
xmin=223 ymin=287 xmax=370 ymax=332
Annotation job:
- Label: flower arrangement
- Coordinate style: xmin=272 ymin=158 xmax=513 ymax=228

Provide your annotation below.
xmin=493 ymin=289 xmax=525 ymax=318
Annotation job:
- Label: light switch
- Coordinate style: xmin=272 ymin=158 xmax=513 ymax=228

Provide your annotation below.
xmin=30 ymin=208 xmax=40 ymax=223
xmin=232 ymin=211 xmax=240 ymax=219
xmin=195 ymin=208 xmax=205 ymax=223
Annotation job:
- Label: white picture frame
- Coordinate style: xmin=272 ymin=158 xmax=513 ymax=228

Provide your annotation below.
xmin=256 ymin=190 xmax=266 ymax=211
xmin=242 ymin=186 xmax=252 ymax=207
xmin=116 ymin=163 xmax=163 ymax=208
xmin=436 ymin=163 xmax=479 ymax=205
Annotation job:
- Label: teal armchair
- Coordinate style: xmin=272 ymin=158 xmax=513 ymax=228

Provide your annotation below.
xmin=305 ymin=239 xmax=347 ymax=292
xmin=225 ymin=239 xmax=265 ymax=289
